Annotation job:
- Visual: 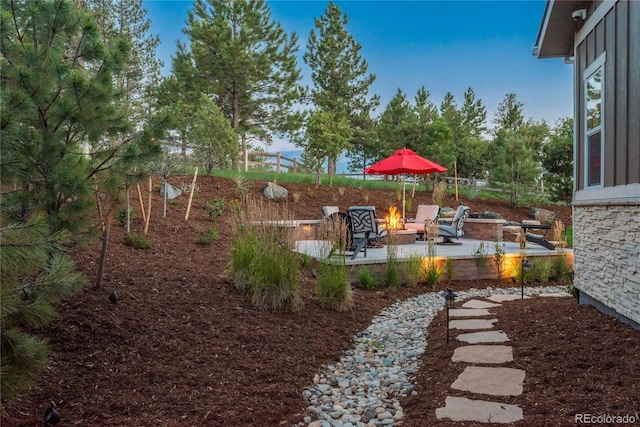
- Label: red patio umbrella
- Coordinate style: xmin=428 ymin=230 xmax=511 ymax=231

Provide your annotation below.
xmin=364 ymin=148 xmax=448 ymax=221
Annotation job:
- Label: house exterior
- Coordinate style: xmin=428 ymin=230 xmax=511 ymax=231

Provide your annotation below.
xmin=534 ymin=0 xmax=639 ymax=328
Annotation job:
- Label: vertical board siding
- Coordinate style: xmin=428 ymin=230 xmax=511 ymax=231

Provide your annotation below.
xmin=576 ymin=0 xmax=638 ymax=191
xmin=576 ymin=42 xmax=587 ymax=191
xmin=605 ymin=10 xmax=619 ymax=186
xmin=628 ymin=0 xmax=640 ymax=184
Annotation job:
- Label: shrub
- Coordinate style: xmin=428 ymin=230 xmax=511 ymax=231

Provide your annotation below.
xmin=403 ymin=254 xmax=423 ymax=287
xmin=472 ymin=242 xmax=488 ymax=283
xmin=317 ymin=262 xmax=352 ymax=311
xmin=531 ymin=259 xmax=552 ymax=282
xmin=298 ymin=253 xmax=312 ymax=268
xmin=444 ymin=257 xmax=455 ymax=280
xmin=383 ymin=262 xmax=401 ymax=288
xmin=124 ymin=232 xmax=150 ymax=249
xmin=205 ymin=197 xmax=225 ymax=219
xmin=552 ymin=254 xmax=573 ymax=284
xmin=315 ymin=215 xmax=353 ymax=310
xmin=493 ymin=241 xmax=506 ymax=280
xmin=356 ymin=266 xmax=377 ymax=290
xmin=424 ymin=264 xmax=442 ymax=288
xmin=196 ymin=227 xmax=219 ymax=245
xmin=228 ymin=197 xmax=302 ymax=311
xmin=118 ymin=206 xmax=134 ymax=226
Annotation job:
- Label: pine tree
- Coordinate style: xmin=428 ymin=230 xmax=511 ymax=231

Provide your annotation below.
xmin=304 ymin=2 xmax=379 ymax=176
xmin=488 ymin=129 xmax=539 ymax=207
xmin=375 ymin=89 xmax=415 ymax=156
xmin=182 ymin=0 xmax=304 ymax=169
xmin=494 ymin=92 xmax=524 ymax=132
xmin=83 ymin=0 xmax=164 ymax=123
xmin=188 ymin=94 xmax=237 ymax=175
xmin=0 ymin=217 xmax=86 ymax=401
xmin=0 ymin=0 xmax=166 ymax=233
xmin=541 ymin=117 xmax=574 ymax=204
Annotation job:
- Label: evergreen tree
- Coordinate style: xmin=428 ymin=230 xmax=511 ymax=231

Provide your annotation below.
xmin=304 ymin=2 xmax=379 ymax=175
xmin=156 ymin=42 xmax=200 ymax=157
xmin=83 ymin=0 xmax=163 ymax=123
xmin=346 ymin=112 xmax=376 ymax=175
xmin=304 ymin=109 xmax=352 ymax=186
xmin=541 ymin=117 xmax=574 ymax=204
xmin=0 ymin=217 xmax=86 ymax=401
xmin=487 ymin=129 xmax=539 ymax=207
xmin=457 ymin=88 xmax=488 ymax=178
xmin=419 ymin=117 xmax=456 ymax=171
xmin=0 ymin=0 xmax=166 ymax=233
xmin=460 ymin=87 xmax=487 ymax=139
xmin=375 ymin=89 xmax=415 ymax=157
xmin=183 ymin=0 xmax=304 ymax=168
xmin=188 ymin=94 xmax=237 ymax=175
xmin=494 ymin=92 xmax=524 ymax=132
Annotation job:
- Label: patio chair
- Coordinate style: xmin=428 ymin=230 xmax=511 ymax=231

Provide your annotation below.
xmin=522 ymin=212 xmax=557 ymax=250
xmin=326 ymin=211 xmax=356 ymax=258
xmin=347 ymin=206 xmax=388 ymax=259
xmin=322 ymin=206 xmax=339 ymax=218
xmin=404 ymin=204 xmax=440 ymax=236
xmin=437 ymin=205 xmax=470 ymax=245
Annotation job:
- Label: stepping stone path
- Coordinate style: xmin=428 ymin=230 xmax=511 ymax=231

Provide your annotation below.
xmin=436 ymin=296 xmax=527 ymax=423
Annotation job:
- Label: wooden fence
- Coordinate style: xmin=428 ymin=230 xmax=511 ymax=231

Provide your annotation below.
xmin=244 ymin=151 xmax=311 ymax=173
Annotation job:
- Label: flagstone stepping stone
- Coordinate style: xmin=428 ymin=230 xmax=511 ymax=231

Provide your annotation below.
xmin=457 ymin=330 xmax=510 ymax=344
xmin=538 ymin=292 xmax=570 ymax=297
xmin=451 ymin=366 xmax=525 ymax=396
xmin=449 ymin=308 xmax=492 ymax=317
xmin=487 ymin=294 xmax=529 ymax=302
xmin=462 ymin=299 xmax=501 ymax=309
xmin=451 ymin=345 xmax=513 ymax=364
xmin=449 ymin=318 xmax=498 ymax=330
xmin=436 ymin=396 xmax=523 ymax=423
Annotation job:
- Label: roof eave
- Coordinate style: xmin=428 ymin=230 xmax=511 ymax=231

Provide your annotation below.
xmin=534 ymin=0 xmax=587 ymax=59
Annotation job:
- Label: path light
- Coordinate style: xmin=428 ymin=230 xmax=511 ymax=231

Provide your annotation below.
xmin=444 ymin=288 xmax=457 ymax=345
xmin=521 ymin=259 xmax=532 ymax=299
xmin=44 ymin=407 xmax=60 ymax=425
xmin=109 ymin=290 xmax=118 ymax=304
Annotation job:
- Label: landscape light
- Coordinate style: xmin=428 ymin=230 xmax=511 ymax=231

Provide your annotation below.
xmin=444 ymin=288 xmax=457 ymax=344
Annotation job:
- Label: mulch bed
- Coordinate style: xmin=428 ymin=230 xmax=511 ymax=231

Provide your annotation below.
xmin=3 ymin=175 xmax=636 ymax=426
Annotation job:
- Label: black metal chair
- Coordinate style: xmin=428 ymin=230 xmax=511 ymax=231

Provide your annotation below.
xmin=347 ymin=206 xmax=387 ymax=259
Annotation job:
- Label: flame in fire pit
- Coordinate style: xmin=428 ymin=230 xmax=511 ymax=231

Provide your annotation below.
xmin=385 ymin=206 xmax=402 ymax=230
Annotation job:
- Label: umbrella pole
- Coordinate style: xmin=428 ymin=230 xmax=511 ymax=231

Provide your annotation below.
xmin=402 ymin=173 xmax=406 ymax=223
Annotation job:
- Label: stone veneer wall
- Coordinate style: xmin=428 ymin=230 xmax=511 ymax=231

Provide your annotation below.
xmin=573 ymin=202 xmax=640 ymax=328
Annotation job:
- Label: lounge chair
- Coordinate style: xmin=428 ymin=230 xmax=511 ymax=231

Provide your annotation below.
xmin=521 ymin=213 xmax=557 ymax=250
xmin=347 ymin=206 xmax=387 ymax=259
xmin=437 ymin=205 xmax=470 ymax=245
xmin=404 ymin=204 xmax=440 ymax=236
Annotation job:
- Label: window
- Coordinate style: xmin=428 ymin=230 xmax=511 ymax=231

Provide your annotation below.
xmin=583 ymin=53 xmax=605 ymax=187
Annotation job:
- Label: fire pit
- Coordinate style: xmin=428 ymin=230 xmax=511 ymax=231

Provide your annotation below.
xmin=383 ymin=206 xmax=417 ymax=244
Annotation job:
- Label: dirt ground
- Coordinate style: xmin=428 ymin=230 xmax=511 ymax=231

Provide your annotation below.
xmin=2 ymin=175 xmax=638 ymax=426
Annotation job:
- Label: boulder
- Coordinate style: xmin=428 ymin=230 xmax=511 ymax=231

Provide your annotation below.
xmin=159 ymin=182 xmax=182 ymax=200
xmin=529 ymin=207 xmax=556 ymax=223
xmin=440 ymin=207 xmax=456 ymax=218
xmin=468 ymin=211 xmax=503 ymax=219
xmin=262 ymin=182 xmax=288 ymax=200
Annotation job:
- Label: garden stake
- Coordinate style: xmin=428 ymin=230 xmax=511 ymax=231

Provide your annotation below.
xmin=185 ymin=167 xmax=199 ymax=220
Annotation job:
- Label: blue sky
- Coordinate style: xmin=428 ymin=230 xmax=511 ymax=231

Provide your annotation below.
xmin=143 ymin=0 xmax=573 ymax=151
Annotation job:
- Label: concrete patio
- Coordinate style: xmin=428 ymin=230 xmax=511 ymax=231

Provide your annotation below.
xmin=294 ymin=237 xmax=573 ymax=282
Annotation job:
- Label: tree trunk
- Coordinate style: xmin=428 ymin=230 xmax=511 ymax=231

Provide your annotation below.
xmin=95 ymin=220 xmax=110 ymax=290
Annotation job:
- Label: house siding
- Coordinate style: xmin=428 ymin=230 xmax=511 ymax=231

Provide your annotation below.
xmin=573 ymin=0 xmax=640 ymax=328
xmin=575 ymin=0 xmax=640 ymax=191
xmin=573 ymin=201 xmax=640 ymax=327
